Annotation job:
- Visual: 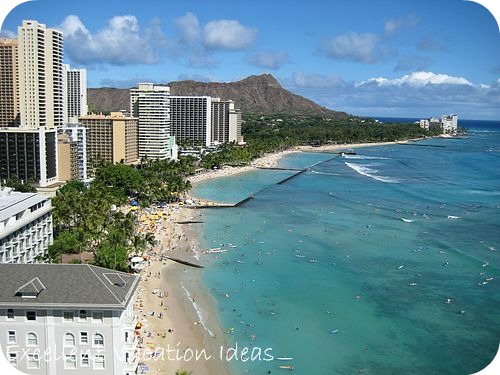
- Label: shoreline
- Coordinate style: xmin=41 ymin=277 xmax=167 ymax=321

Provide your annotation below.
xmin=133 ymin=207 xmax=233 ymax=375
xmin=188 ymin=139 xmax=420 ymax=186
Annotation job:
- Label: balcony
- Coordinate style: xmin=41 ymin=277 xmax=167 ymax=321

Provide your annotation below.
xmin=123 ymin=353 xmax=139 ymax=373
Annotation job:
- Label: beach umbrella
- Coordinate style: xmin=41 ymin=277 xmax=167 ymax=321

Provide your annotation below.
xmin=130 ymin=256 xmax=144 ymax=263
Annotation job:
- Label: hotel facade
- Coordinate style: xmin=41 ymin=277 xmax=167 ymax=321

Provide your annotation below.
xmin=64 ymin=66 xmax=88 ymax=124
xmin=18 ymin=20 xmax=64 ymax=130
xmin=78 ymin=112 xmax=139 ymax=175
xmin=0 ymin=127 xmax=58 ymax=187
xmin=0 ymin=264 xmax=139 ymax=375
xmin=0 ymin=188 xmax=53 ymax=264
xmin=130 ymin=83 xmax=177 ymax=160
xmin=0 ymin=38 xmax=19 ymax=127
xmin=170 ymin=96 xmax=243 ymax=147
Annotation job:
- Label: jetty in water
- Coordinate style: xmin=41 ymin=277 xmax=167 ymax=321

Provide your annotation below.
xmin=164 ymin=256 xmax=204 ymax=269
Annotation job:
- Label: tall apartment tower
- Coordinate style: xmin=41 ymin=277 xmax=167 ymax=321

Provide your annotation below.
xmin=0 ymin=39 xmax=20 ymax=127
xmin=211 ymin=98 xmax=243 ymax=144
xmin=18 ymin=20 xmax=64 ymax=129
xmin=64 ymin=65 xmax=88 ymax=123
xmin=170 ymin=96 xmax=212 ymax=147
xmin=130 ymin=83 xmax=176 ymax=160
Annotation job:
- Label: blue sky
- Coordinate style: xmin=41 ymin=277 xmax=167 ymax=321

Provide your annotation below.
xmin=2 ymin=0 xmax=500 ymax=119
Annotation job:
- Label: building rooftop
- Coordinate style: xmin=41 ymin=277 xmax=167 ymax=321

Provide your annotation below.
xmin=79 ymin=112 xmax=137 ymax=120
xmin=0 ymin=264 xmax=139 ymax=310
xmin=0 ymin=189 xmax=47 ymax=223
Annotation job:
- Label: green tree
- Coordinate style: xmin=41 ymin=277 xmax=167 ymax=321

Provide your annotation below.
xmin=2 ymin=175 xmax=36 ymax=193
xmin=93 ymin=242 xmax=129 ymax=271
xmin=93 ymin=163 xmax=144 ymax=202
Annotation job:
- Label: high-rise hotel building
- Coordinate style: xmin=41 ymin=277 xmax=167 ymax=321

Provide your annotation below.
xmin=18 ymin=20 xmax=64 ymax=130
xmin=0 ymin=20 xmax=63 ymax=187
xmin=63 ymin=65 xmax=88 ymax=123
xmin=170 ymin=96 xmax=212 ymax=147
xmin=0 ymin=39 xmax=19 ymax=127
xmin=211 ymin=98 xmax=243 ymax=145
xmin=130 ymin=83 xmax=177 ymax=160
xmin=169 ymin=96 xmax=243 ymax=147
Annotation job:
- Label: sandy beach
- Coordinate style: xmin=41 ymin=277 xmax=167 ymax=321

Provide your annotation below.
xmin=188 ymin=140 xmax=418 ymax=185
xmin=133 ymin=206 xmax=232 ymax=375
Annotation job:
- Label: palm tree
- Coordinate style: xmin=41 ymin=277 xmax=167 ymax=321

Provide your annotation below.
xmin=175 ymin=371 xmax=192 ymax=375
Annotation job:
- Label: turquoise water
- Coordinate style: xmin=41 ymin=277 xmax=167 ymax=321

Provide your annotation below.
xmin=191 ymin=120 xmax=500 ymax=375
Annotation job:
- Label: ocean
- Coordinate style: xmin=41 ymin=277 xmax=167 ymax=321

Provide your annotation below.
xmin=189 ymin=119 xmax=500 ymax=375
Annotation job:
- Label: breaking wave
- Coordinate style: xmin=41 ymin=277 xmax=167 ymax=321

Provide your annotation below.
xmin=345 ymin=162 xmax=400 ymax=183
xmin=342 ymin=154 xmax=391 ymax=160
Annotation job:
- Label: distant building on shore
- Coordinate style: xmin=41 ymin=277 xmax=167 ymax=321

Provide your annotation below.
xmin=0 ymin=188 xmax=53 ymax=263
xmin=78 ymin=112 xmax=139 ymax=176
xmin=170 ymin=95 xmax=244 ymax=148
xmin=419 ymin=114 xmax=458 ymax=134
xmin=0 ymin=263 xmax=139 ymax=375
xmin=170 ymin=96 xmax=211 ymax=147
xmin=211 ymin=98 xmax=243 ymax=145
xmin=441 ymin=114 xmax=458 ymax=133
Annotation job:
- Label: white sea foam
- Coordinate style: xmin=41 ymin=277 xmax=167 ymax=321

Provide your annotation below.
xmin=401 ymin=218 xmax=414 ymax=223
xmin=345 ymin=162 xmax=399 ymax=183
xmin=181 ymin=282 xmax=216 ymax=337
xmin=342 ymin=154 xmax=391 ymax=160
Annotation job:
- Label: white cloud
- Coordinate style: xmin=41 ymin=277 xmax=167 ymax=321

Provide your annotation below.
xmin=59 ymin=15 xmax=167 ymax=65
xmin=203 ymin=20 xmax=257 ymax=51
xmin=246 ymin=51 xmax=288 ymax=69
xmin=175 ymin=12 xmax=200 ymax=44
xmin=318 ymin=32 xmax=381 ymax=63
xmin=282 ymin=71 xmax=499 ymax=120
xmin=358 ymin=71 xmax=473 ymax=87
xmin=384 ymin=14 xmax=418 ymax=35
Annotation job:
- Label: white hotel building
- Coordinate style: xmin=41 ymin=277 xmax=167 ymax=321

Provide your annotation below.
xmin=130 ymin=83 xmax=177 ymax=160
xmin=0 ymin=188 xmax=53 ymax=264
xmin=0 ymin=264 xmax=140 ymax=375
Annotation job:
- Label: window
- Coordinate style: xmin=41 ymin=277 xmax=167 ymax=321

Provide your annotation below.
xmin=26 ymin=311 xmax=36 ymax=321
xmin=64 ymin=333 xmax=75 ymax=347
xmin=79 ymin=310 xmax=87 ymax=321
xmin=8 ymin=353 xmax=17 ymax=366
xmin=27 ymin=332 xmax=38 ymax=346
xmin=64 ymin=354 xmax=77 ymax=369
xmin=63 ymin=311 xmax=74 ymax=322
xmin=81 ymin=353 xmax=90 ymax=367
xmin=93 ymin=312 xmax=103 ymax=322
xmin=93 ymin=354 xmax=105 ymax=370
xmin=7 ymin=331 xmax=16 ymax=344
xmin=7 ymin=309 xmax=14 ymax=320
xmin=93 ymin=333 xmax=104 ymax=347
xmin=80 ymin=332 xmax=88 ymax=344
xmin=27 ymin=353 xmax=40 ymax=369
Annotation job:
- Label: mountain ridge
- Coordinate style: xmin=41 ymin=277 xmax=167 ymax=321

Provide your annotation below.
xmin=87 ymin=74 xmax=347 ymax=118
